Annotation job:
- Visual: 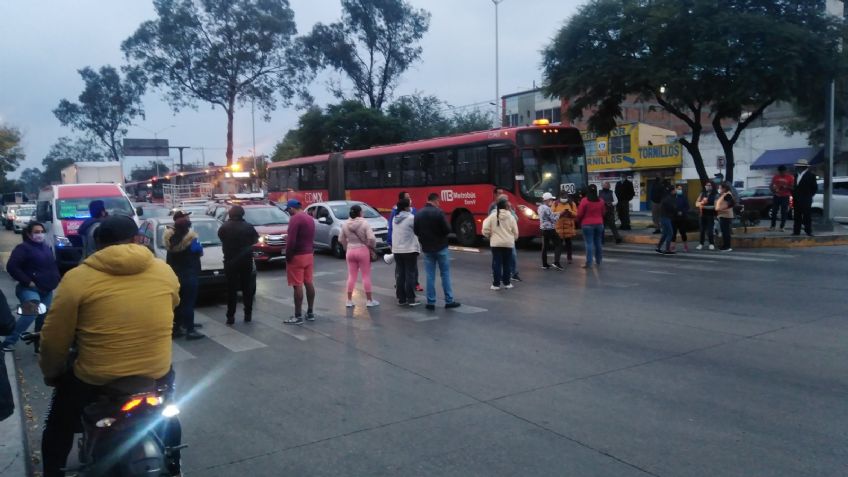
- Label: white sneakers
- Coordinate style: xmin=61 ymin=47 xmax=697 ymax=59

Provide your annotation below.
xmin=346 ymin=300 xmax=355 ymax=308
xmin=709 ymin=244 xmax=716 ymax=250
xmin=366 ymin=300 xmax=380 ymax=307
xmin=490 ymin=285 xmax=500 ymax=290
xmin=503 ymin=284 xmax=514 ymax=289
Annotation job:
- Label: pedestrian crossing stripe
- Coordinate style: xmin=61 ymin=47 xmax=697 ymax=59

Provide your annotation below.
xmin=194 ymin=311 xmax=268 ymax=351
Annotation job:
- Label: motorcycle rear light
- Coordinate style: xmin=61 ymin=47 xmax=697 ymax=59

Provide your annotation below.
xmin=145 ymin=396 xmax=163 ymax=406
xmin=95 ymin=418 xmax=116 ymax=428
xmin=121 ymin=398 xmax=143 ymax=412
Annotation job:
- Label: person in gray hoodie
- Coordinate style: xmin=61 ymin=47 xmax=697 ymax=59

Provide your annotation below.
xmin=391 ymin=198 xmax=420 ymax=306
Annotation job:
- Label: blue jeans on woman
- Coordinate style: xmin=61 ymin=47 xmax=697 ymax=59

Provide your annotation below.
xmin=2 ymin=285 xmax=53 ymax=348
xmin=657 ymin=217 xmax=674 ymax=251
xmin=582 ymin=224 xmax=604 ymax=266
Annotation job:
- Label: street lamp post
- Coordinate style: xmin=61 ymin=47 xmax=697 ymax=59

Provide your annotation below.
xmin=493 ymin=0 xmax=506 ymax=129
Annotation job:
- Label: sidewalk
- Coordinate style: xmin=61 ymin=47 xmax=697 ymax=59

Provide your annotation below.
xmin=617 ymin=221 xmax=848 ymax=248
xmin=0 ymin=273 xmax=30 ymax=476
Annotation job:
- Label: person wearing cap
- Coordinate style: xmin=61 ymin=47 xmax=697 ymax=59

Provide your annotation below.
xmin=792 ymin=159 xmax=818 ymax=237
xmin=37 ymin=215 xmax=182 ymax=476
xmin=164 ymin=211 xmax=205 ymax=340
xmin=538 ymin=192 xmax=562 ymax=270
xmin=218 ymin=205 xmax=260 ymax=324
xmin=769 ymin=165 xmax=795 ymax=232
xmin=283 ymin=199 xmax=316 ymax=324
xmin=78 ymin=199 xmax=108 ymax=260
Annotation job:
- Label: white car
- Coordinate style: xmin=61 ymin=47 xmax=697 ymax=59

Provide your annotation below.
xmin=13 ymin=206 xmax=36 ymax=233
xmin=138 ymin=216 xmax=227 ymax=291
xmin=811 ymin=177 xmax=848 ymax=223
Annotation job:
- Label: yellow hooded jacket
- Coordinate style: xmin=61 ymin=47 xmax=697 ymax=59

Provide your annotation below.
xmin=39 ymin=244 xmax=180 ymax=386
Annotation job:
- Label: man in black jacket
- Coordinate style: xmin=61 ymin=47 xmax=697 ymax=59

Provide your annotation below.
xmin=650 ymin=179 xmax=667 ymax=233
xmin=413 ymin=193 xmax=460 ymax=311
xmin=0 ymin=290 xmax=15 ymax=421
xmin=792 ymin=159 xmax=818 ymax=237
xmin=614 ymin=174 xmax=635 ymax=230
xmin=218 ymin=206 xmax=259 ymax=324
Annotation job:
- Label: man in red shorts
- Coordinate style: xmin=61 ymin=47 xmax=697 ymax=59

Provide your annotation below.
xmin=283 ymin=199 xmax=316 ymax=325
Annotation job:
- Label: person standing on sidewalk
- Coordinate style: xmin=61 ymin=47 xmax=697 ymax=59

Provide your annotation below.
xmin=715 ymin=182 xmax=736 ymax=251
xmin=769 ymin=165 xmax=794 ymax=232
xmin=615 ymin=174 xmax=635 ymax=230
xmin=538 ymin=192 xmax=563 ymax=270
xmin=792 ymin=159 xmax=818 ymax=237
xmin=482 ymin=197 xmax=519 ymax=290
xmin=283 ymin=199 xmax=317 ymax=324
xmin=552 ymin=191 xmax=577 ymax=265
xmin=650 ymin=179 xmax=666 ymax=233
xmin=340 ymin=204 xmax=380 ymax=308
xmin=391 ymin=198 xmax=420 ymax=306
xmin=576 ymin=185 xmax=606 ymax=268
xmin=2 ymin=222 xmax=60 ymax=352
xmin=670 ymin=185 xmax=691 ymax=252
xmin=599 ymin=182 xmax=623 ymax=244
xmin=164 ymin=211 xmax=205 ymax=340
xmin=218 ymin=206 xmax=259 ymax=325
xmin=413 ymin=193 xmax=461 ymax=310
xmin=696 ymin=182 xmax=718 ymax=250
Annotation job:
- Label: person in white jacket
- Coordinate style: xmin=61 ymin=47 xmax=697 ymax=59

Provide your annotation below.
xmin=391 ymin=198 xmax=421 ymax=306
xmin=482 ymin=197 xmax=519 ymax=290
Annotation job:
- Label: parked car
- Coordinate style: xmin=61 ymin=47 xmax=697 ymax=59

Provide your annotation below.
xmin=305 ymin=200 xmax=389 ymax=258
xmin=138 ymin=216 xmax=227 ymax=291
xmin=812 ymin=176 xmax=848 ymax=223
xmin=210 ymin=202 xmax=289 ymax=263
xmin=12 ymin=206 xmax=36 ymax=233
xmin=738 ymin=187 xmax=774 ymax=221
xmin=3 ymin=204 xmax=23 ymax=230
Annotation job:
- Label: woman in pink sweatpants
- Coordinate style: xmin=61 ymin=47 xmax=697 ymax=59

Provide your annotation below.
xmin=339 ymin=204 xmax=380 ymax=308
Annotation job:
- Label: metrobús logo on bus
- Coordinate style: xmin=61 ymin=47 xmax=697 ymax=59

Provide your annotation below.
xmin=440 ymin=190 xmax=477 ymax=205
xmin=304 ymin=192 xmax=324 ymax=203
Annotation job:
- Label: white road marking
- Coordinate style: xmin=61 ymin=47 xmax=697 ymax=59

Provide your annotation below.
xmin=396 ymin=311 xmax=439 ymax=322
xmin=330 ymin=280 xmax=396 ymax=297
xmin=646 ymin=270 xmax=676 ymax=275
xmin=194 ymin=311 xmax=268 ymax=351
xmin=171 ymin=342 xmax=196 ymax=363
xmin=448 ymin=305 xmax=488 ymax=314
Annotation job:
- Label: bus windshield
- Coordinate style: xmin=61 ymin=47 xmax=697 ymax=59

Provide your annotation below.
xmin=57 ymin=197 xmax=134 ymax=220
xmin=519 ymin=147 xmax=587 ymax=201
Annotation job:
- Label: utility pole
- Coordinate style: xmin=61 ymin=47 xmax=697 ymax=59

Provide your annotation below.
xmin=823 ymin=0 xmax=843 ymax=229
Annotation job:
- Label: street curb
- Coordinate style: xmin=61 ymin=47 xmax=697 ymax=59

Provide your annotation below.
xmin=618 ymin=231 xmax=848 ymax=248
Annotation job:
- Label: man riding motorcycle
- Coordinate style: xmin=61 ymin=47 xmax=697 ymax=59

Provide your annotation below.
xmin=38 ymin=215 xmax=181 ymax=477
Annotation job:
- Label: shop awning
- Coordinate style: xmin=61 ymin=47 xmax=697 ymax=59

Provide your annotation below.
xmin=750 ymin=147 xmax=823 ymax=170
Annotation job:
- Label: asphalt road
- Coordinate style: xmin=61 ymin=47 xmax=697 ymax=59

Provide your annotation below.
xmin=2 ymin=229 xmax=847 ymax=477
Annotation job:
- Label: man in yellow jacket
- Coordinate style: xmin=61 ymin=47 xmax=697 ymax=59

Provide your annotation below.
xmin=38 ymin=215 xmax=180 ymax=477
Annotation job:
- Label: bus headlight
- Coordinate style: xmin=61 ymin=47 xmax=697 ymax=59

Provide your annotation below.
xmin=517 ymin=205 xmax=539 ymax=220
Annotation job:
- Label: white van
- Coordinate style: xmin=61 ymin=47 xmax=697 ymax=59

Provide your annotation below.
xmin=36 ymin=183 xmax=139 ymax=271
xmin=811 ymin=177 xmax=848 ymax=223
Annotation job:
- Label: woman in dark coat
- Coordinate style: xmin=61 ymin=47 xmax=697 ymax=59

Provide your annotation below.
xmin=164 ymin=212 xmax=206 ymax=340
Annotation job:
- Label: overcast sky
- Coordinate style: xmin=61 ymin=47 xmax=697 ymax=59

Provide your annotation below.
xmin=0 ymin=0 xmax=584 ymax=177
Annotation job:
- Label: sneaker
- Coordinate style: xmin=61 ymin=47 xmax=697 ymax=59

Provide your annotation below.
xmin=398 ymin=300 xmax=407 ymax=306
xmin=366 ymin=300 xmax=380 ymax=307
xmin=407 ymin=301 xmax=421 ymax=307
xmin=652 ymin=229 xmax=661 ymax=234
xmin=445 ymin=302 xmax=461 ymax=309
xmin=662 ymin=250 xmax=676 ymax=255
xmin=503 ymin=284 xmax=514 ymax=289
xmin=225 ymin=316 xmax=235 ymax=326
xmin=655 ymin=248 xmax=663 ymax=254
xmin=490 ymin=285 xmax=501 ymax=290
xmin=306 ymin=312 xmax=316 ymax=321
xmin=172 ymin=327 xmax=185 ymax=339
xmin=425 ymin=304 xmax=436 ymax=310
xmin=551 ymin=264 xmax=564 ymax=271
xmin=2 ymin=345 xmax=13 ymax=353
xmin=185 ymin=330 xmax=206 ymax=341
xmin=346 ymin=300 xmax=355 ymax=308
xmin=696 ymin=244 xmax=703 ymax=250
xmin=581 ymin=263 xmax=591 ymax=269
xmin=541 ymin=265 xmax=551 ymax=270
xmin=708 ymin=244 xmax=716 ymax=251
xmin=512 ymin=274 xmax=522 ymax=282
xmin=721 ymin=248 xmax=733 ymax=252
xmin=284 ymin=316 xmax=304 ymax=325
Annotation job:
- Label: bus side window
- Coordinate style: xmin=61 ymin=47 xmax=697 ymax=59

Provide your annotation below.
xmin=346 ymin=159 xmax=364 ymax=189
xmin=402 ymin=154 xmax=426 ymax=187
xmin=380 ymin=156 xmax=401 ymax=187
xmin=456 ymin=146 xmax=488 ymax=185
xmin=431 ymin=150 xmax=455 ymax=185
xmin=494 ymin=150 xmax=514 ymax=190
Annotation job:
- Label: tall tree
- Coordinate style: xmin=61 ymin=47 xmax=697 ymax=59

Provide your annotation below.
xmin=122 ymin=0 xmax=313 ymax=166
xmin=304 ymin=0 xmax=430 ymax=110
xmin=450 ymin=109 xmax=494 ymax=135
xmin=387 ymin=94 xmax=452 ymax=140
xmin=0 ymin=125 xmax=25 ymax=182
xmin=18 ymin=168 xmax=43 ymax=196
xmin=543 ymin=0 xmax=844 ymax=183
xmin=40 ymin=137 xmax=108 ymax=185
xmin=54 ymin=66 xmax=146 ymax=161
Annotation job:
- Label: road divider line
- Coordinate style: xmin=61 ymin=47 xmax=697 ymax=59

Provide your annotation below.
xmin=171 ymin=342 xmax=196 ymax=363
xmin=396 ymin=311 xmax=439 ymax=322
xmin=195 ymin=311 xmax=268 ymax=351
xmin=449 ymin=305 xmax=487 ymax=314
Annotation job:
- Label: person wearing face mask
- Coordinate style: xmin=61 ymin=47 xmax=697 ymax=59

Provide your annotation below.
xmin=2 ymin=221 xmax=60 ymax=352
xmin=715 ymin=181 xmax=736 ymax=251
xmin=164 ymin=211 xmax=205 ymax=340
xmin=599 ymin=182 xmax=623 ymax=244
xmin=670 ymin=185 xmax=691 ymax=252
xmin=791 ymin=159 xmax=818 ymax=237
xmin=551 ymin=191 xmax=578 ymax=265
xmin=695 ymin=182 xmax=717 ymax=250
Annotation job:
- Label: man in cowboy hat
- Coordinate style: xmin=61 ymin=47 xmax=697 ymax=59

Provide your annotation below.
xmin=792 ymin=159 xmax=818 ymax=237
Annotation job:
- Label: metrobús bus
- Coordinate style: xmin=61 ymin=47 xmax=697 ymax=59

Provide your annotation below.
xmin=266 ymin=121 xmax=587 ymax=246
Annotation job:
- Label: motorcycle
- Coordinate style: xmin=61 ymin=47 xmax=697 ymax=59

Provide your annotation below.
xmin=18 ymin=325 xmax=185 ymax=476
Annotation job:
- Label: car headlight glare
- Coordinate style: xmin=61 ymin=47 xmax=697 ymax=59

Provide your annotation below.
xmin=56 ymin=235 xmax=72 ymax=247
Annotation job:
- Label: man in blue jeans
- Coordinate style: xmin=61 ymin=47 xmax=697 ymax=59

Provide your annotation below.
xmin=413 ymin=193 xmax=461 ymax=311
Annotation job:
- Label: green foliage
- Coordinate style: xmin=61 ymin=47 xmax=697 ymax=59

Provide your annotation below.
xmin=450 ymin=109 xmax=495 ymax=135
xmin=0 ymin=125 xmax=25 ymax=181
xmin=386 ymin=95 xmax=452 ymax=141
xmin=54 ymin=66 xmax=146 ymax=161
xmin=40 ymin=137 xmax=108 ymax=186
xmin=304 ymin=0 xmax=430 ymax=109
xmin=18 ymin=168 xmax=43 ymax=196
xmin=543 ymin=0 xmax=845 ymax=182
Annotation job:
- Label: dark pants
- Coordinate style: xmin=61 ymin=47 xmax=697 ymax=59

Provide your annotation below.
xmin=719 ymin=217 xmax=733 ymax=249
xmin=541 ymin=229 xmax=562 ymax=267
xmin=699 ymin=215 xmax=715 ymax=245
xmin=174 ymin=271 xmax=199 ymax=332
xmin=225 ymin=259 xmax=256 ymax=319
xmin=603 ymin=207 xmax=621 ymax=242
xmin=793 ymin=203 xmax=813 ymax=235
xmin=491 ymin=247 xmax=512 ymax=286
xmin=394 ymin=253 xmax=418 ymax=304
xmin=42 ymin=370 xmax=180 ymax=477
xmin=562 ymin=237 xmax=573 ymax=261
xmin=657 ymin=217 xmax=674 ymax=250
xmin=771 ymin=196 xmax=789 ymax=229
xmin=671 ymin=217 xmax=688 ymax=242
xmin=617 ymin=201 xmax=631 ymax=229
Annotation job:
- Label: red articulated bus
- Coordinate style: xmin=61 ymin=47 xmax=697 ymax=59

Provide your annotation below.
xmin=266 ymin=121 xmax=588 ymax=245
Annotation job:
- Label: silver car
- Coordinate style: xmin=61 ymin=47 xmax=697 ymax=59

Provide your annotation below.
xmin=305 ymin=200 xmax=390 ymax=258
xmin=138 ymin=216 xmax=227 ymax=290
xmin=13 ymin=206 xmax=36 ymax=233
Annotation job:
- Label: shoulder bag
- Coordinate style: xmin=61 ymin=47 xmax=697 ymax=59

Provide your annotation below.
xmin=350 ymin=222 xmax=379 ymax=262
